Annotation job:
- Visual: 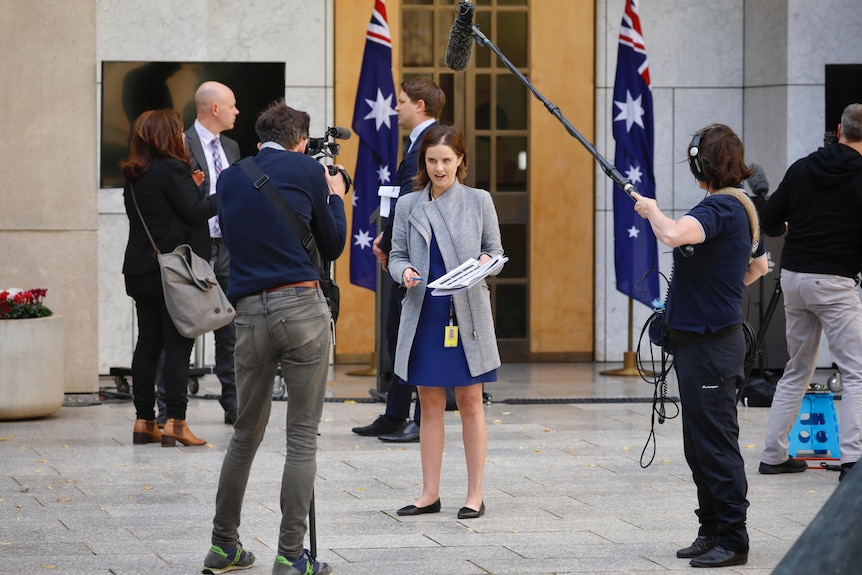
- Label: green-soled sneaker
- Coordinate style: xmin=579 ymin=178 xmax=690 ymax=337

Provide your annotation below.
xmin=202 ymin=544 xmax=255 ymax=574
xmin=272 ymin=549 xmax=332 ymax=575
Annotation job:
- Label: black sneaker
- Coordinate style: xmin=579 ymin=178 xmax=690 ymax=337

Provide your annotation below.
xmin=273 ymin=549 xmax=331 ymax=575
xmin=202 ymin=544 xmax=255 ymax=574
xmin=351 ymin=415 xmax=404 ymax=436
xmin=758 ymin=457 xmax=808 ymax=474
xmin=839 ymin=462 xmax=856 ymax=482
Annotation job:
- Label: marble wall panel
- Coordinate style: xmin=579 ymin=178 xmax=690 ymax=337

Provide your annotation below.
xmin=786 ymin=85 xmax=829 ymax=163
xmin=787 ymin=0 xmax=862 ymax=85
xmin=647 ymin=0 xmax=743 ymax=87
xmin=743 ymin=0 xmax=788 ymax=87
xmin=652 ymin=87 xmax=675 ymax=209
xmin=97 ymin=0 xmax=210 ymax=61
xmin=742 ymin=86 xmax=788 ymax=193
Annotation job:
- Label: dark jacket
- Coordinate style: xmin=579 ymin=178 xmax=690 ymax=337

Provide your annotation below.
xmin=122 ymin=157 xmax=218 ymax=298
xmin=760 ymin=143 xmax=862 ymax=277
xmin=184 ymin=127 xmax=241 ymax=196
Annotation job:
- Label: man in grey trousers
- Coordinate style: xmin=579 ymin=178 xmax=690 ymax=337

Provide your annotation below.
xmin=759 ymin=103 xmax=862 ymax=481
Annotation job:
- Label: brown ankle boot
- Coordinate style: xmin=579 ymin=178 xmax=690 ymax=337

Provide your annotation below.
xmin=132 ymin=419 xmax=162 ymax=444
xmin=161 ymin=418 xmax=206 ymax=447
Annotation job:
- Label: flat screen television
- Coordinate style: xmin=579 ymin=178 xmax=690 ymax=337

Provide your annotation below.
xmin=825 ymin=64 xmax=862 ymax=139
xmin=100 ymin=61 xmax=285 ymax=188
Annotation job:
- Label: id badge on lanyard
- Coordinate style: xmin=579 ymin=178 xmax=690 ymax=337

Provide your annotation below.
xmin=443 ymin=295 xmax=458 ymax=347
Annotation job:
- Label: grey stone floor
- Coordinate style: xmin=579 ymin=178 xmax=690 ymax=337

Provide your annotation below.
xmin=0 ymin=363 xmax=843 ymax=574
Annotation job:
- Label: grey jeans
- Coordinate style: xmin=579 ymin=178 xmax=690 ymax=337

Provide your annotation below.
xmin=762 ymin=270 xmax=862 ymax=465
xmin=211 ymin=285 xmax=331 ymax=558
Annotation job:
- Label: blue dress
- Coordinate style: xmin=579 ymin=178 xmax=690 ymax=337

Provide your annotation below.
xmin=405 ymin=234 xmax=497 ymax=387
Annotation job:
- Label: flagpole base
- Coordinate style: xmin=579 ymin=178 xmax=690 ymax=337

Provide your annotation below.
xmin=600 ymin=351 xmax=655 ymax=377
xmin=347 ymin=352 xmax=377 ymax=377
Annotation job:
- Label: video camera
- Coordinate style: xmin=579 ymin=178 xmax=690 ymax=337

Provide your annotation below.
xmin=305 ymin=126 xmax=353 ymax=193
xmin=306 ymin=126 xmax=351 ymax=159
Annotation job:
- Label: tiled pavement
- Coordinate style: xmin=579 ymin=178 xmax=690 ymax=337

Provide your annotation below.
xmin=0 ymin=363 xmax=844 ymax=574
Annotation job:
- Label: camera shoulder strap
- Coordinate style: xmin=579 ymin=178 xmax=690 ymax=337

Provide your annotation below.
xmin=237 ymin=157 xmax=325 ymax=271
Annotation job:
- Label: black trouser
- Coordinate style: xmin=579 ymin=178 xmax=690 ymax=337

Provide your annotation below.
xmin=132 ymin=296 xmax=195 ymax=420
xmin=673 ymin=329 xmax=750 ymax=553
xmin=210 ymin=238 xmax=237 ymax=415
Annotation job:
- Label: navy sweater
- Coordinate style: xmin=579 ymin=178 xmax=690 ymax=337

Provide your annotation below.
xmin=216 ymin=147 xmax=347 ymax=303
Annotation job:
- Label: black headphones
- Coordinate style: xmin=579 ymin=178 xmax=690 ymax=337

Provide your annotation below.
xmin=688 ymin=131 xmax=713 ymax=182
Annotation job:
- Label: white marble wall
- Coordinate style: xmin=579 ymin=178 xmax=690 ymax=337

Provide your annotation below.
xmin=594 ymin=0 xmax=862 ymax=365
xmin=96 ymin=0 xmax=335 ymax=372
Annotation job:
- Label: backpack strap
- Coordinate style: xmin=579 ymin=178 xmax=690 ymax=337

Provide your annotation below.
xmin=714 ymin=187 xmax=760 ymax=261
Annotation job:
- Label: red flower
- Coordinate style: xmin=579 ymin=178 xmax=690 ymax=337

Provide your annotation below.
xmin=0 ymin=288 xmax=53 ymax=319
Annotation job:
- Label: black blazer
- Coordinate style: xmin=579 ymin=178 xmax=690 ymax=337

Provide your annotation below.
xmin=184 ymin=127 xmax=241 ymax=195
xmin=122 ymin=157 xmax=218 ymax=298
xmin=379 ymin=121 xmax=437 ymax=255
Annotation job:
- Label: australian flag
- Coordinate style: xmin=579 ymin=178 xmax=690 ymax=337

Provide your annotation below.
xmin=612 ymin=0 xmax=660 ymax=309
xmin=350 ymin=0 xmax=399 ymax=291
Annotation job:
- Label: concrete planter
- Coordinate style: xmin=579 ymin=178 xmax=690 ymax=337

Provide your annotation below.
xmin=0 ymin=315 xmax=65 ymax=420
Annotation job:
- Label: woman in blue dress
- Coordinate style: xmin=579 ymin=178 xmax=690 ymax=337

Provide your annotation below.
xmin=388 ymin=124 xmax=504 ymax=520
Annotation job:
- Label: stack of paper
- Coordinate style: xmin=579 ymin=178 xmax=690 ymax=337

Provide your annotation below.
xmin=427 ymin=255 xmax=508 ymax=296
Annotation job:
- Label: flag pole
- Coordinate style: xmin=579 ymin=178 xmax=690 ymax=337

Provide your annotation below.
xmin=347 ymin=208 xmax=383 ymax=378
xmin=600 ymin=298 xmax=652 ymax=376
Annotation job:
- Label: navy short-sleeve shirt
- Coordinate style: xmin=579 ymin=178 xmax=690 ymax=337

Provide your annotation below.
xmin=666 ymin=192 xmax=766 ymax=334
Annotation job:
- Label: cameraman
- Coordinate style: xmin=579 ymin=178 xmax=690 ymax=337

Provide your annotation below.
xmin=202 ymin=101 xmax=346 ymax=575
xmin=759 ymin=103 xmax=862 ymax=482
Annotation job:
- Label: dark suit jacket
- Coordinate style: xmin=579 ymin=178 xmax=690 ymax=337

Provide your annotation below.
xmin=122 ymin=157 xmax=218 ymax=298
xmin=184 ymin=126 xmax=241 ymax=196
xmin=379 ymin=121 xmax=437 ymax=255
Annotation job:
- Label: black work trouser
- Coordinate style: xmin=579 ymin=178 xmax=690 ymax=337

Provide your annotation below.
xmin=673 ymin=329 xmax=750 ymax=553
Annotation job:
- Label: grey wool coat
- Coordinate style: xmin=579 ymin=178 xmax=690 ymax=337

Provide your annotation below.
xmin=388 ymin=181 xmax=504 ymax=381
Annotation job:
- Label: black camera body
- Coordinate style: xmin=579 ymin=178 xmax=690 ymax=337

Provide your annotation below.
xmin=305 ymin=126 xmax=351 ymax=159
xmin=305 ymin=126 xmax=353 ymax=194
xmin=306 ymin=138 xmax=340 ymax=158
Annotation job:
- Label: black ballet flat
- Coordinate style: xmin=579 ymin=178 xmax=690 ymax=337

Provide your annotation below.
xmin=397 ymin=498 xmax=441 ymax=516
xmin=457 ymin=502 xmax=485 ymax=519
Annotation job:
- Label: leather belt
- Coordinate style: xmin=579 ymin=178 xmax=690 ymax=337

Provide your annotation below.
xmin=264 ymin=280 xmax=319 ymax=293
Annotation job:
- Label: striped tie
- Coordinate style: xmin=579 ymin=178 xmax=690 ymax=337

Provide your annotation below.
xmin=209 ymin=137 xmax=223 ymax=237
xmin=210 ymin=137 xmax=223 ymax=177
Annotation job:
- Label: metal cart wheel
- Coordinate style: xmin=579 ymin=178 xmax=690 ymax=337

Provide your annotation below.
xmin=272 ymin=375 xmax=286 ymax=400
xmin=827 ymin=371 xmax=843 ymax=393
xmin=188 ymin=377 xmax=200 ymax=395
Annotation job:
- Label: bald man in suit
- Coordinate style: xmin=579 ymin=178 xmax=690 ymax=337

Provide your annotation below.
xmin=185 ymin=81 xmax=242 ymax=424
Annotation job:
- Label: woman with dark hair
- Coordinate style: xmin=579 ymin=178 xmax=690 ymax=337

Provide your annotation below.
xmin=388 ymin=124 xmax=504 ymax=519
xmin=121 ymin=109 xmax=217 ymax=447
xmin=632 ymin=123 xmax=768 ymax=568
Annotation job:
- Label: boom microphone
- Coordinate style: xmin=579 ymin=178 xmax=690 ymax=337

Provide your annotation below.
xmin=444 ymin=0 xmax=475 ymax=72
xmin=326 ymin=126 xmax=352 ymax=140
